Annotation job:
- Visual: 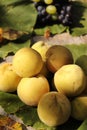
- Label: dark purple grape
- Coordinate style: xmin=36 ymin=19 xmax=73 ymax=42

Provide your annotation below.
xmin=41 ymin=18 xmax=46 ymax=22
xmin=60 ymin=10 xmax=66 ymax=15
xmin=65 ymin=14 xmax=70 ymax=18
xmin=33 ymin=0 xmax=73 ymax=27
xmin=58 ymin=14 xmax=64 ymax=21
xmin=66 ymin=5 xmax=72 ymax=12
xmin=55 ymin=3 xmax=61 ymax=11
xmin=41 ymin=8 xmax=47 ymax=16
xmin=62 ymin=18 xmax=68 ymax=25
xmin=37 ymin=5 xmax=44 ymax=12
xmin=46 ymin=14 xmax=51 ymax=20
xmin=38 ymin=12 xmax=42 ymax=18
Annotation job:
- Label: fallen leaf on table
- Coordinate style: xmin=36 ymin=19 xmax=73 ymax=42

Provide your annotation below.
xmin=0 ymin=115 xmax=27 ymax=130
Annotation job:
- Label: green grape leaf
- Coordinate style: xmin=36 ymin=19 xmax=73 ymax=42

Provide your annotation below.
xmin=0 ymin=91 xmax=40 ymax=126
xmin=0 ymin=36 xmax=31 ymax=58
xmin=65 ymin=44 xmax=87 ymax=61
xmin=77 ymin=118 xmax=87 ymax=130
xmin=34 ymin=24 xmax=68 ymax=35
xmin=33 ymin=121 xmax=57 ymax=130
xmin=75 ymin=0 xmax=87 ymax=3
xmin=0 ymin=91 xmax=24 ymax=114
xmin=71 ymin=2 xmax=87 ymax=36
xmin=0 ymin=1 xmax=37 ymax=33
xmin=16 ymin=105 xmax=40 ymax=126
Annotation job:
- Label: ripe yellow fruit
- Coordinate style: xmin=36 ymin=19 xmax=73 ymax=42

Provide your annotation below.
xmin=31 ymin=41 xmax=50 ymax=62
xmin=0 ymin=62 xmax=21 ymax=92
xmin=54 ymin=64 xmax=86 ymax=97
xmin=12 ymin=47 xmax=43 ymax=77
xmin=37 ymin=91 xmax=71 ymax=126
xmin=46 ymin=45 xmax=74 ymax=73
xmin=17 ymin=75 xmax=50 ymax=106
xmin=71 ymin=96 xmax=87 ymax=120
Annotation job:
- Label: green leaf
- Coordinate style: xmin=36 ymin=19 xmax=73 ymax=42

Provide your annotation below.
xmin=71 ymin=2 xmax=87 ymax=36
xmin=33 ymin=121 xmax=57 ymax=130
xmin=16 ymin=105 xmax=40 ymax=126
xmin=65 ymin=44 xmax=87 ymax=62
xmin=77 ymin=118 xmax=87 ymax=130
xmin=0 ymin=37 xmax=31 ymax=58
xmin=34 ymin=24 xmax=68 ymax=35
xmin=0 ymin=1 xmax=37 ymax=32
xmin=0 ymin=91 xmax=24 ymax=113
xmin=0 ymin=91 xmax=40 ymax=126
xmin=0 ymin=0 xmax=23 ymax=5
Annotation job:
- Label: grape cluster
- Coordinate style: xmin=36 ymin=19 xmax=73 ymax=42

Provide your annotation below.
xmin=33 ymin=0 xmax=73 ymax=27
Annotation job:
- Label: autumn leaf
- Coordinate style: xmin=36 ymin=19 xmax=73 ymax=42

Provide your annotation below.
xmin=0 ymin=115 xmax=27 ymax=130
xmin=0 ymin=28 xmax=3 ymax=42
xmin=2 ymin=28 xmax=27 ymax=40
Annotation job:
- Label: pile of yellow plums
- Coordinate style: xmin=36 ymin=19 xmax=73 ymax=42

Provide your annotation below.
xmin=0 ymin=41 xmax=87 ymax=127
